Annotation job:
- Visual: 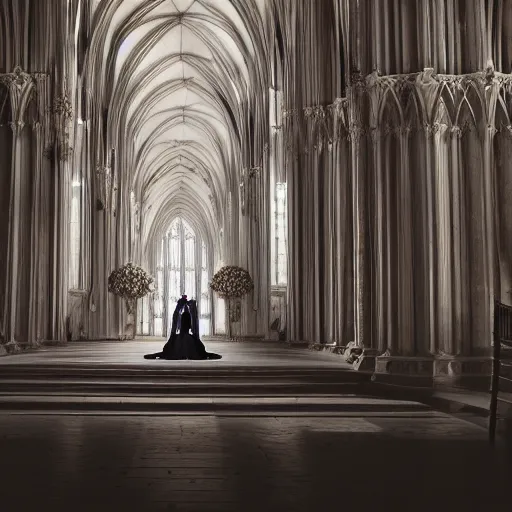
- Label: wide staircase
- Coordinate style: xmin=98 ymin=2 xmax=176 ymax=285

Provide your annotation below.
xmin=0 ymin=363 xmax=432 ymax=415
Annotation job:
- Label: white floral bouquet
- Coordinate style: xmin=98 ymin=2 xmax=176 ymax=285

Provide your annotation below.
xmin=108 ymin=263 xmax=154 ymax=299
xmin=209 ymin=265 xmax=254 ymax=298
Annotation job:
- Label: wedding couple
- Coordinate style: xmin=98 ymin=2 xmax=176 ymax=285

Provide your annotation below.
xmin=144 ymin=295 xmax=221 ymax=360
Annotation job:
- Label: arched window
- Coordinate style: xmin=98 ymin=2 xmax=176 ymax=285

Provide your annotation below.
xmin=69 ymin=118 xmax=85 ymax=291
xmin=141 ymin=217 xmax=212 ymax=337
xmin=69 ymin=178 xmax=83 ymax=290
xmin=272 ymin=182 xmax=288 ymax=285
xmin=269 ymin=87 xmax=288 ymax=287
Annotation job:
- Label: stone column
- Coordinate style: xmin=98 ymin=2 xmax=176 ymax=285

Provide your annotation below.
xmin=449 ymin=125 xmax=466 ymax=355
xmin=49 ymin=91 xmax=73 ymax=342
xmin=397 ymin=125 xmax=415 ymax=355
xmin=238 ymin=163 xmax=267 ymax=340
xmin=0 ymin=67 xmax=33 ymax=351
xmin=433 ymin=73 xmax=499 ymax=389
xmin=27 ymin=120 xmax=44 ymax=345
xmin=348 ymin=79 xmax=369 ymax=350
xmin=370 ymin=126 xmax=385 ymax=352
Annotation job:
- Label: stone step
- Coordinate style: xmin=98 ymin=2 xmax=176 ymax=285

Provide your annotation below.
xmin=0 ymin=365 xmax=364 ymax=381
xmin=0 ymin=382 xmax=364 ymax=396
xmin=0 ymin=394 xmax=431 ymax=413
xmin=0 ymin=379 xmax=366 ymax=395
xmin=0 ymin=364 xmax=372 ymax=400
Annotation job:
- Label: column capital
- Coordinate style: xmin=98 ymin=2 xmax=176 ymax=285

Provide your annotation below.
xmin=348 ymin=122 xmax=365 ymax=143
xmin=0 ymin=66 xmax=32 ymax=92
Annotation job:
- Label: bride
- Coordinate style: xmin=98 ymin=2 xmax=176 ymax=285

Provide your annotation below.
xmin=144 ymin=295 xmax=221 ymax=360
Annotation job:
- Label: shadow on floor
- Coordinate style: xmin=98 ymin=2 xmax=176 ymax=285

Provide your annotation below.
xmin=1 ymin=414 xmax=510 ymax=511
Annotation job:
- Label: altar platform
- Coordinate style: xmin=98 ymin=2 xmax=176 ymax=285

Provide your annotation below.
xmin=0 ymin=340 xmax=381 ymax=413
xmin=0 ymin=339 xmax=351 ymax=370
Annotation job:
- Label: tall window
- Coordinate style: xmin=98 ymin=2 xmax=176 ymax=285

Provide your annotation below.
xmin=69 ymin=118 xmax=85 ymax=291
xmin=69 ymin=178 xmax=82 ymax=289
xmin=169 ymin=221 xmax=181 ymax=306
xmin=200 ymin=242 xmax=211 ymax=335
xmin=153 ymin=248 xmax=164 ymax=336
xmin=141 ymin=217 xmax=212 ymax=337
xmin=269 ymin=85 xmax=287 ymax=287
xmin=271 ymin=182 xmax=288 ymax=285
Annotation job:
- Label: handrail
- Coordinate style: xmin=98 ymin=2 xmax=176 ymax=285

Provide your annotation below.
xmin=489 ymin=299 xmax=512 ymax=444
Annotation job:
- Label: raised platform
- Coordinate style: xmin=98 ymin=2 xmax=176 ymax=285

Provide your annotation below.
xmin=0 ymin=340 xmax=380 ymax=412
xmin=0 ymin=340 xmax=355 ymax=369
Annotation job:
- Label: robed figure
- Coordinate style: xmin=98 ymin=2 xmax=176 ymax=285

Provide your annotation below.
xmin=144 ymin=296 xmax=221 ymax=360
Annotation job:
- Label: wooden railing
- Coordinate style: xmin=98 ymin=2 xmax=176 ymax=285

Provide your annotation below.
xmin=489 ymin=299 xmax=512 ymax=444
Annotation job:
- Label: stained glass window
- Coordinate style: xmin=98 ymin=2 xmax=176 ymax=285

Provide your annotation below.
xmin=200 ymin=241 xmax=211 ymax=335
xmin=271 ymin=182 xmax=288 ymax=285
xmin=138 ymin=217 xmax=211 ymax=337
xmin=69 ymin=179 xmax=82 ymax=289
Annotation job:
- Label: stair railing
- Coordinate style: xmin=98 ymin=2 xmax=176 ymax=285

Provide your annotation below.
xmin=489 ymin=299 xmax=512 ymax=444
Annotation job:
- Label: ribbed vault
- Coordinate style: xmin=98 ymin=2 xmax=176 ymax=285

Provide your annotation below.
xmin=84 ymin=0 xmax=269 ymax=265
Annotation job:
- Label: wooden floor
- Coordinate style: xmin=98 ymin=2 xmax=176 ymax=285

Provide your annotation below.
xmin=0 ymin=340 xmax=352 ymax=369
xmin=0 ymin=412 xmax=510 ymax=511
xmin=1 ymin=341 xmax=511 ymax=511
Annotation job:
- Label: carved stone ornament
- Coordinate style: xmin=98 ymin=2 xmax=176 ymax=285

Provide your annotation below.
xmin=281 ymin=108 xmax=298 ymax=120
xmin=169 ymin=139 xmax=193 ymax=147
xmin=348 ymin=122 xmax=365 ymax=143
xmin=248 ymin=166 xmax=261 ymax=178
xmin=52 ymin=94 xmax=73 ymax=119
xmin=0 ymin=66 xmax=32 ymax=91
xmin=327 ymin=97 xmax=348 ymax=116
xmin=487 ymin=124 xmax=498 ymax=137
xmin=365 ymin=69 xmax=382 ymax=89
xmin=450 ymin=125 xmax=463 ymax=139
xmin=9 ymin=120 xmax=25 ymax=134
xmin=304 ymin=105 xmax=326 ymax=120
xmin=58 ymin=141 xmax=74 ymax=162
xmin=349 ymin=69 xmax=367 ymax=90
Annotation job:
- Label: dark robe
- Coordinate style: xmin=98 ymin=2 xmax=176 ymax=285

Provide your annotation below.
xmin=144 ymin=298 xmax=221 ymax=360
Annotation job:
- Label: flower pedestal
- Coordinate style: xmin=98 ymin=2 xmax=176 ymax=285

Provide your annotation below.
xmin=226 ymin=298 xmax=233 ymax=340
xmin=123 ymin=298 xmax=136 ymax=340
xmin=209 ymin=265 xmax=254 ymax=342
xmin=226 ymin=298 xmax=242 ymax=341
xmin=108 ymin=263 xmax=154 ymax=341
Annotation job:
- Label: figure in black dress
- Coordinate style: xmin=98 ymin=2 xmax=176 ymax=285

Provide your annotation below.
xmin=144 ymin=296 xmax=221 ymax=360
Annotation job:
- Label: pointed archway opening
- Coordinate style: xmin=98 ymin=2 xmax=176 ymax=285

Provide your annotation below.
xmin=138 ymin=216 xmax=212 ymax=338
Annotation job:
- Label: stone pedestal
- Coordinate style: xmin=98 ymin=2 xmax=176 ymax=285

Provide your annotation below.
xmin=353 ymin=348 xmax=380 ymax=372
xmin=434 ymin=356 xmax=492 ymax=391
xmin=1 ymin=341 xmax=22 ymax=355
xmin=342 ymin=341 xmax=362 ymax=363
xmin=373 ymin=355 xmax=435 ymax=387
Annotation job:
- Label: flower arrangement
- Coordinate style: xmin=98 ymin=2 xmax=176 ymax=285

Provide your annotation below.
xmin=209 ymin=265 xmax=254 ymax=298
xmin=210 ymin=265 xmax=253 ymax=340
xmin=108 ymin=263 xmax=154 ymax=300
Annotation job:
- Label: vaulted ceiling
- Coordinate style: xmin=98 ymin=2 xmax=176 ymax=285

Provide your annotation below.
xmin=86 ymin=0 xmax=270 ymax=256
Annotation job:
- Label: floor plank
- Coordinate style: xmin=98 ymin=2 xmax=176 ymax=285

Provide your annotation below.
xmin=0 ymin=413 xmax=510 ymax=511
